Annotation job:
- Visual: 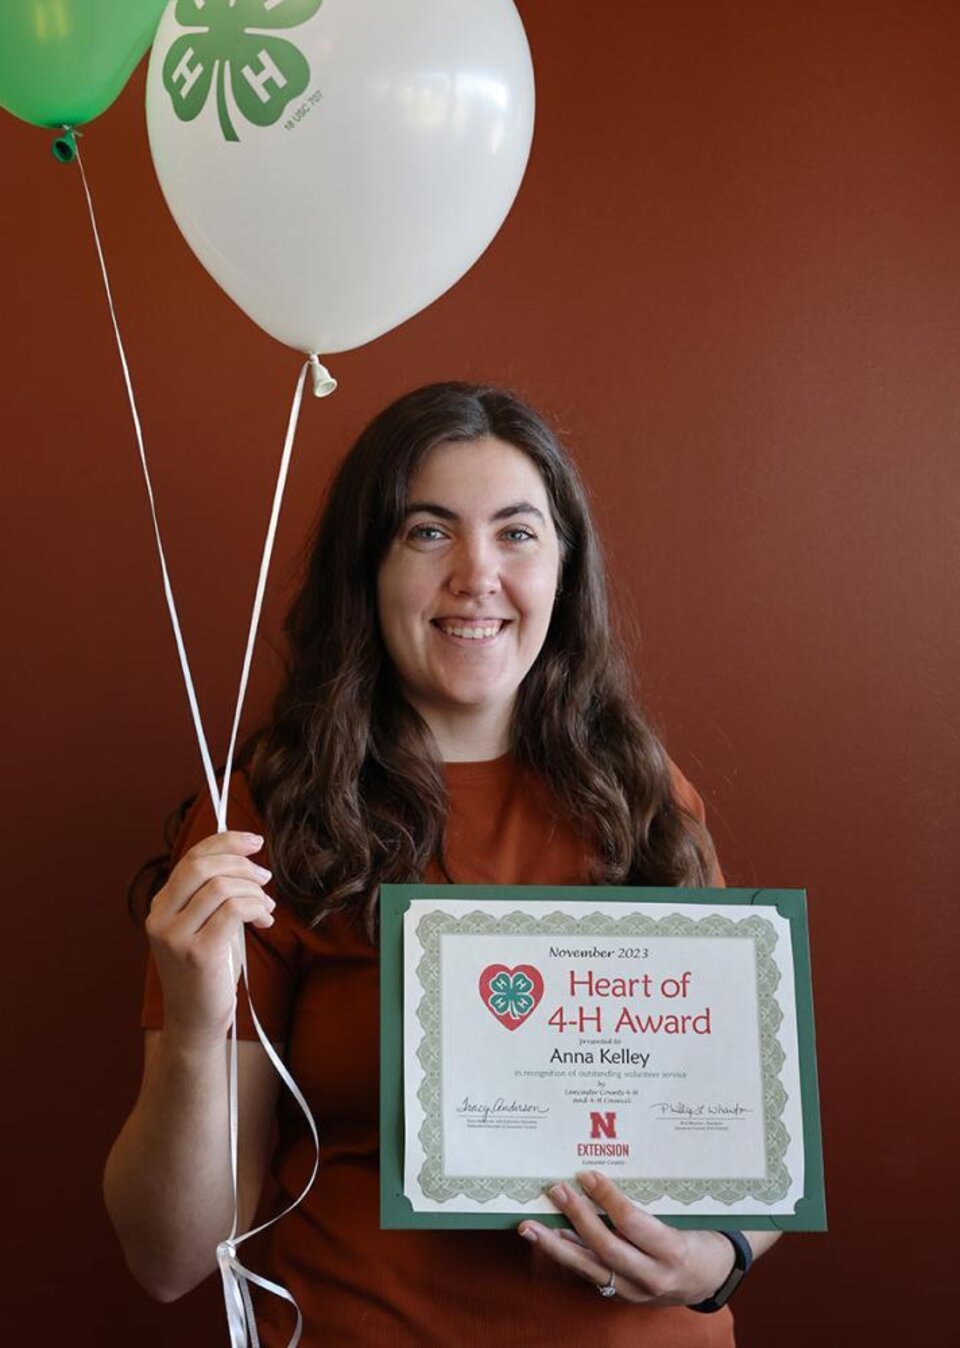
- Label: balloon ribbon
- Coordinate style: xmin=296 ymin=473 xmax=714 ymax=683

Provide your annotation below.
xmin=72 ymin=140 xmax=321 ymax=1348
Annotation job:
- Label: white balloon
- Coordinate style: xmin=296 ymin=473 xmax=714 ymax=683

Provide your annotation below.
xmin=146 ymin=0 xmax=535 ymax=356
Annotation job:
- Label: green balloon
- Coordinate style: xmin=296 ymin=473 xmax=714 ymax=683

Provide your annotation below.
xmin=0 ymin=0 xmax=167 ymax=128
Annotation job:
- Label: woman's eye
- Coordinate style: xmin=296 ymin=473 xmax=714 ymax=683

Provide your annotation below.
xmin=501 ymin=527 xmax=536 ymax=543
xmin=407 ymin=524 xmax=447 ymax=542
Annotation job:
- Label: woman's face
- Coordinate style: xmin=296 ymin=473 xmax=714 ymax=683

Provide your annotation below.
xmin=376 ymin=435 xmax=562 ymax=755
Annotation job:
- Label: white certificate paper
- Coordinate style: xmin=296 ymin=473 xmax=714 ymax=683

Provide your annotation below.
xmin=399 ymin=893 xmax=811 ymax=1220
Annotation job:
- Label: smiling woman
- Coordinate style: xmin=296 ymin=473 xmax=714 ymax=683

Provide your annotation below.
xmin=105 ymin=383 xmax=772 ymax=1348
xmin=239 ymin=382 xmax=714 ymax=932
xmin=377 ymin=435 xmax=562 ymax=759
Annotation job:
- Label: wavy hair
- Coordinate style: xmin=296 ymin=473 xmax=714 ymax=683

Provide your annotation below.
xmin=238 ymin=382 xmax=715 ymax=933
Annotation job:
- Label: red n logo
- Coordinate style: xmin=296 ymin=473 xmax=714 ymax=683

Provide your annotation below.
xmin=589 ymin=1111 xmax=617 ymax=1139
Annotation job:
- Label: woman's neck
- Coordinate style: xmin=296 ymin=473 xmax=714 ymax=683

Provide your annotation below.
xmin=415 ymin=702 xmax=513 ymax=764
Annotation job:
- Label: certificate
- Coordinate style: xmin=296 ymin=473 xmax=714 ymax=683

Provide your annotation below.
xmin=380 ymin=886 xmax=825 ymax=1231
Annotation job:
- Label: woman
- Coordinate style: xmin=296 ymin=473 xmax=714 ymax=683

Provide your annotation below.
xmin=105 ymin=383 xmax=779 ymax=1346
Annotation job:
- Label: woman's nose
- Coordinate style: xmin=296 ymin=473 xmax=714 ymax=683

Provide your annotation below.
xmin=448 ymin=538 xmax=500 ymax=596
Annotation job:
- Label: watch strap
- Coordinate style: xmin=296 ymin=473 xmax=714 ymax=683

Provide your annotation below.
xmin=687 ymin=1230 xmax=754 ymax=1314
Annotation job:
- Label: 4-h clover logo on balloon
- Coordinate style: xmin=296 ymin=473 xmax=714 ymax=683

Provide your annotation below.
xmin=162 ymin=0 xmax=323 ymax=143
xmin=479 ymin=964 xmax=544 ymax=1031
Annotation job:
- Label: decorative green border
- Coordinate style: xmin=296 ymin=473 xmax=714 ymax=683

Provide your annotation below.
xmin=380 ymin=886 xmax=827 ymax=1232
xmin=415 ymin=909 xmax=787 ymax=1205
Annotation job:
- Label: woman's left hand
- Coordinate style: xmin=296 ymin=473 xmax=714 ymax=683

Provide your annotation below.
xmin=518 ymin=1171 xmax=737 ymax=1306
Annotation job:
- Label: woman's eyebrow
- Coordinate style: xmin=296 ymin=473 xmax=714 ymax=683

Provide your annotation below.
xmin=404 ymin=501 xmax=458 ymax=520
xmin=491 ymin=502 xmax=546 ymax=524
xmin=403 ymin=501 xmax=546 ymax=523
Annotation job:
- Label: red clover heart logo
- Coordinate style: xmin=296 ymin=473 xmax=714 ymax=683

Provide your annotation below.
xmin=479 ymin=963 xmax=544 ymax=1031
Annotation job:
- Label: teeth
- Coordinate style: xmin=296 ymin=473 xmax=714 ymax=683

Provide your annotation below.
xmin=439 ymin=622 xmax=502 ymax=640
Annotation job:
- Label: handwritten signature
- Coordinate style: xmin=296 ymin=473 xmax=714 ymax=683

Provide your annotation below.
xmin=650 ymin=1101 xmax=752 ymax=1118
xmin=457 ymin=1096 xmax=550 ymax=1124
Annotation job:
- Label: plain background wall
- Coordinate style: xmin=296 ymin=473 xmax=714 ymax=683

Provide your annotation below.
xmin=2 ymin=1 xmax=956 ymax=1342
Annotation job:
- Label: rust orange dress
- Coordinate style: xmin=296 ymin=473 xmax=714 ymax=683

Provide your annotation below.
xmin=143 ymin=757 xmax=735 ymax=1347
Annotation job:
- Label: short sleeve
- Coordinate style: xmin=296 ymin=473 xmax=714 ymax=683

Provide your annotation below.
xmin=140 ymin=774 xmax=304 ymax=1044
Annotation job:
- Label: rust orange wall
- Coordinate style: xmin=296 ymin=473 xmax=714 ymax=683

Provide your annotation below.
xmin=2 ymin=2 xmax=956 ymax=1342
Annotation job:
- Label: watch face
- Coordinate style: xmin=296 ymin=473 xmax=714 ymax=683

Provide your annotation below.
xmin=715 ymin=1264 xmax=747 ymax=1303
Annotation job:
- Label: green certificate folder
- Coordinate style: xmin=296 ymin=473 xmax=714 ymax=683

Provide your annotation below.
xmin=380 ymin=886 xmax=825 ymax=1231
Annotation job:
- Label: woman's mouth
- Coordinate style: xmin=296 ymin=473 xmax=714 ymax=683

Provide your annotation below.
xmin=432 ymin=619 xmax=507 ymax=641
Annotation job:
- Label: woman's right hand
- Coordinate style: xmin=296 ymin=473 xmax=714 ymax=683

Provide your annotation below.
xmin=145 ymin=830 xmax=275 ymax=1047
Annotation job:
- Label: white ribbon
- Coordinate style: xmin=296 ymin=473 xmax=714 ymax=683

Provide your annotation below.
xmin=214 ymin=355 xmax=309 ymax=833
xmin=215 ymin=936 xmax=322 ymax=1348
xmin=73 ymin=139 xmax=325 ymax=1347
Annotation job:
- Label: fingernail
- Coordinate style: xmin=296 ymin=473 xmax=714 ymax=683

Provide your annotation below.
xmin=254 ymin=865 xmax=273 ymax=881
xmin=244 ymin=833 xmax=265 ymax=846
xmin=579 ymin=1171 xmax=599 ymax=1195
xmin=519 ymin=1224 xmax=538 ymax=1243
xmin=266 ymin=897 xmax=276 ymax=910
xmin=548 ymin=1183 xmax=569 ymax=1205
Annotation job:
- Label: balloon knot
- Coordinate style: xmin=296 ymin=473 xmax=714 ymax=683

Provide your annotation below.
xmin=51 ymin=129 xmax=78 ymax=164
xmin=308 ymin=355 xmax=337 ymax=398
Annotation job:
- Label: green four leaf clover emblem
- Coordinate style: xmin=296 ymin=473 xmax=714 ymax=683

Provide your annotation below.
xmin=487 ymin=970 xmax=536 ymax=1020
xmin=163 ymin=0 xmax=323 ymax=143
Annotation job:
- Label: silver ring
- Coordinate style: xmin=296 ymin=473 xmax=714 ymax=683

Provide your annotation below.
xmin=597 ymin=1269 xmax=616 ymax=1298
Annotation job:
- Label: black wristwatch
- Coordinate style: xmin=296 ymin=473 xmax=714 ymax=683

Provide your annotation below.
xmin=687 ymin=1230 xmax=754 ymax=1314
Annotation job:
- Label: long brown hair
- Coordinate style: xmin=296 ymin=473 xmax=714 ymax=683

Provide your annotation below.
xmin=240 ymin=382 xmax=715 ymax=932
